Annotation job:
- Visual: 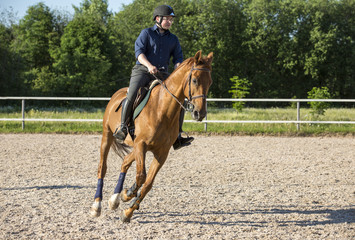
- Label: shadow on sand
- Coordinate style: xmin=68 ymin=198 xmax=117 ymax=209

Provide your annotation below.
xmin=135 ymin=207 xmax=355 ymax=227
xmin=0 ymin=185 xmax=90 ymax=191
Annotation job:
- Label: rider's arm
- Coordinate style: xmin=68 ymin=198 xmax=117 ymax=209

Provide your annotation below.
xmin=135 ymin=28 xmax=158 ymax=74
xmin=137 ymin=53 xmax=158 ymax=74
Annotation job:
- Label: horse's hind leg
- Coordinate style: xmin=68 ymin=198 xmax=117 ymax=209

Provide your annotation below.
xmin=90 ymin=130 xmax=113 ymax=217
xmin=120 ymin=152 xmax=168 ymax=223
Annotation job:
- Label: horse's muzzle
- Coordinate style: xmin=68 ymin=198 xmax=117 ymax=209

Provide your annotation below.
xmin=192 ymin=109 xmax=206 ymax=121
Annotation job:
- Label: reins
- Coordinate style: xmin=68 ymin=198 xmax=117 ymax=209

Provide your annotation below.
xmin=152 ymin=76 xmax=189 ymax=111
xmin=153 ymin=64 xmax=211 ymax=112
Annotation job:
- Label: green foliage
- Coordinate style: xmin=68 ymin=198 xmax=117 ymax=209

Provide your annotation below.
xmin=242 ymin=0 xmax=355 ymax=99
xmin=0 ymin=0 xmax=354 ymax=101
xmin=307 ymin=87 xmax=332 ymax=116
xmin=54 ymin=13 xmax=113 ymax=96
xmin=8 ymin=3 xmax=65 ymax=96
xmin=290 ymin=96 xmax=298 ymax=109
xmin=48 ymin=0 xmax=119 ymax=97
xmin=229 ymin=76 xmax=252 ymax=112
xmin=12 ymin=3 xmax=55 ymax=69
xmin=0 ymin=23 xmax=24 ymax=96
xmin=32 ymin=66 xmax=58 ymax=95
xmin=175 ymin=0 xmax=247 ymax=97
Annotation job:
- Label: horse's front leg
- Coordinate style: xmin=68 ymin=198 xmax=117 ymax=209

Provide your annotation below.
xmin=120 ymin=152 xmax=167 ymax=223
xmin=120 ymin=143 xmax=147 ymax=202
xmin=108 ymin=151 xmax=135 ymax=210
xmin=90 ymin=130 xmax=113 ymax=217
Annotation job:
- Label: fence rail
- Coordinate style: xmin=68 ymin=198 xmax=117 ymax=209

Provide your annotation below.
xmin=1 ymin=97 xmax=355 ymax=131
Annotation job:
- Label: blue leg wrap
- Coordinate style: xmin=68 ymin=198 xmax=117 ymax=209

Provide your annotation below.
xmin=114 ymin=172 xmax=126 ymax=194
xmin=129 ymin=192 xmax=141 ymax=210
xmin=94 ymin=178 xmax=104 ymax=200
xmin=126 ymin=182 xmax=137 ymax=197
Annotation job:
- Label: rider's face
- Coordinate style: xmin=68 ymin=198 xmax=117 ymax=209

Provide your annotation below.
xmin=157 ymin=16 xmax=174 ymax=29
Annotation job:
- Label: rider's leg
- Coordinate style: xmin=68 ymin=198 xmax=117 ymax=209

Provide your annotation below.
xmin=173 ymin=101 xmax=194 ymax=150
xmin=113 ymin=98 xmax=133 ymax=142
xmin=113 ymin=65 xmax=154 ymax=142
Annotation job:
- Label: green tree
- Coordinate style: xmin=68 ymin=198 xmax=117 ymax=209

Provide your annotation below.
xmin=175 ymin=0 xmax=247 ymax=98
xmin=2 ymin=0 xmax=354 ymax=100
xmin=12 ymin=3 xmax=54 ymax=70
xmin=322 ymin=0 xmax=355 ymax=99
xmin=307 ymin=86 xmax=331 ymax=116
xmin=229 ymin=76 xmax=252 ymax=112
xmin=10 ymin=3 xmax=58 ymax=95
xmin=243 ymin=0 xmax=310 ymax=99
xmin=288 ymin=0 xmax=355 ymax=99
xmin=52 ymin=0 xmax=115 ymax=97
xmin=0 ymin=23 xmax=24 ymax=96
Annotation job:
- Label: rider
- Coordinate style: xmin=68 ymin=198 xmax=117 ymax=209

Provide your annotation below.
xmin=113 ymin=5 xmax=194 ymax=150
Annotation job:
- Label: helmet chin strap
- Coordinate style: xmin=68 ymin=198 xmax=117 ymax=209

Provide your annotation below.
xmin=157 ymin=24 xmax=167 ymax=31
xmin=156 ymin=17 xmax=168 ymax=31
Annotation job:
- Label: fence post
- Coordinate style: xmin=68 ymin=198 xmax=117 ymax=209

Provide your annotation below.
xmin=297 ymin=101 xmax=300 ymax=131
xmin=22 ymin=99 xmax=25 ymax=130
xmin=204 ymin=101 xmax=208 ymax=131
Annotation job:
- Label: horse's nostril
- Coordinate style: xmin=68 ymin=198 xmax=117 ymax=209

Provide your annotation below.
xmin=193 ymin=110 xmax=199 ymax=119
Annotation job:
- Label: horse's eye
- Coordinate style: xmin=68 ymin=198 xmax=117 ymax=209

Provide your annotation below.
xmin=192 ymin=78 xmax=198 ymax=85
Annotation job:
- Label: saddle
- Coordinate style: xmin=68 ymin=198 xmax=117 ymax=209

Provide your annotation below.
xmin=132 ymin=79 xmax=160 ymax=119
xmin=115 ymin=72 xmax=168 ymax=140
xmin=115 ymin=71 xmax=169 ymax=115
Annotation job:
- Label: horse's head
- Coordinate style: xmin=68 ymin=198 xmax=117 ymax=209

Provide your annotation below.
xmin=184 ymin=50 xmax=213 ymax=121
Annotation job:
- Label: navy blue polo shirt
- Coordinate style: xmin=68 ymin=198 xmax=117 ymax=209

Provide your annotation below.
xmin=135 ymin=25 xmax=183 ymax=71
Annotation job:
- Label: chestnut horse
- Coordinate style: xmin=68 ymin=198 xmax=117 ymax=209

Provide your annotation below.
xmin=89 ymin=50 xmax=213 ymax=222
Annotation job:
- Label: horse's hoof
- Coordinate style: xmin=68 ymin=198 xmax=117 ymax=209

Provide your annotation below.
xmin=120 ymin=210 xmax=131 ymax=223
xmin=89 ymin=201 xmax=101 ymax=217
xmin=108 ymin=193 xmax=120 ymax=210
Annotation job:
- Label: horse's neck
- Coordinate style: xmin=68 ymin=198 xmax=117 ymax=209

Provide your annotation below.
xmin=151 ymin=64 xmax=189 ymax=120
xmin=163 ymin=64 xmax=189 ymax=102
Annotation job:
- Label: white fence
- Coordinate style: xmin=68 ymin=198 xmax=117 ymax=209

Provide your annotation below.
xmin=1 ymin=97 xmax=355 ymax=131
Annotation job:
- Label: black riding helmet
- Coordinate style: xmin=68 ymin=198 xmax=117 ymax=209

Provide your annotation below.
xmin=152 ymin=5 xmax=175 ymax=28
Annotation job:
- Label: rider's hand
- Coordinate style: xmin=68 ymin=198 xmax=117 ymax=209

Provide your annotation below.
xmin=148 ymin=65 xmax=158 ymax=75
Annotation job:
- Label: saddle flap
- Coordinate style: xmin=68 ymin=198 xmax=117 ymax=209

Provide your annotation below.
xmin=133 ymin=86 xmax=149 ymax=110
xmin=133 ymin=81 xmax=160 ymax=119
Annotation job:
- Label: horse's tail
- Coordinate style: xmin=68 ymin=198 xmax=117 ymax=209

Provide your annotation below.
xmin=111 ymin=139 xmax=131 ymax=160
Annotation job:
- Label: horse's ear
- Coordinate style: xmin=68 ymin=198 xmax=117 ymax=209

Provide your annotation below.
xmin=206 ymin=52 xmax=213 ymax=65
xmin=194 ymin=50 xmax=202 ymax=64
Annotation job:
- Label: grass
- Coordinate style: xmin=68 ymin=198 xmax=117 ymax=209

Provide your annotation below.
xmin=0 ymin=107 xmax=104 ymax=134
xmin=183 ymin=107 xmax=355 ymax=135
xmin=0 ymin=106 xmax=354 ymax=136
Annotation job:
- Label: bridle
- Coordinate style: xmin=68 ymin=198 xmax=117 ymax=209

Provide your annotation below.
xmin=184 ymin=65 xmax=211 ymax=102
xmin=153 ymin=64 xmax=211 ymax=112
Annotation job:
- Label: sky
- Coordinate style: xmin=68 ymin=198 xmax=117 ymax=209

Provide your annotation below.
xmin=0 ymin=0 xmax=134 ymax=20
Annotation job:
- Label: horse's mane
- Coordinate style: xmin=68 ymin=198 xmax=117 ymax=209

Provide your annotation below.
xmin=174 ymin=57 xmax=193 ymax=72
xmin=175 ymin=55 xmax=212 ymax=72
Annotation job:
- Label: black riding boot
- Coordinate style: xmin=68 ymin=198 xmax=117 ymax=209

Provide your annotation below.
xmin=113 ymin=99 xmax=133 ymax=143
xmin=173 ymin=106 xmax=194 ymax=150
